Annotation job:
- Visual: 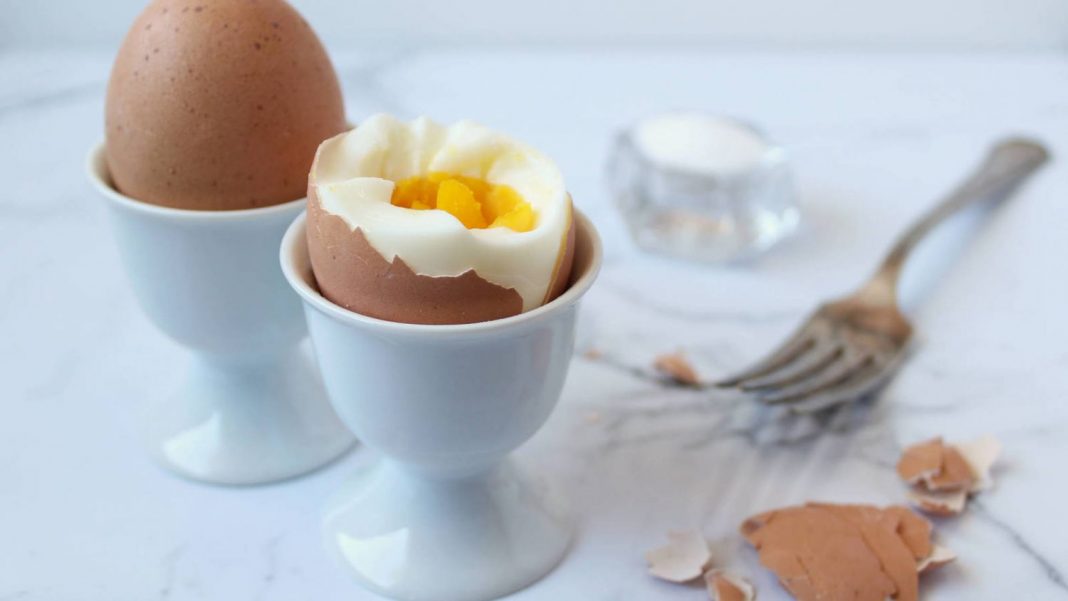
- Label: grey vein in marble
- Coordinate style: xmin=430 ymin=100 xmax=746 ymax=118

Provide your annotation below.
xmin=970 ymin=501 xmax=1068 ymax=595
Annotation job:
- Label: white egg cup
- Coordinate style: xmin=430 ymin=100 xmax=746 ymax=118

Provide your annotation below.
xmin=281 ymin=211 xmax=602 ymax=601
xmin=87 ymin=144 xmax=354 ymax=485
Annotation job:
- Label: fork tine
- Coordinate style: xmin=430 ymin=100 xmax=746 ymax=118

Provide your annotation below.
xmin=740 ymin=343 xmax=844 ymax=392
xmin=787 ymin=355 xmax=904 ymax=414
xmin=786 ymin=378 xmax=882 ymax=414
xmin=757 ymin=354 xmax=875 ymax=405
xmin=716 ymin=322 xmax=819 ymax=388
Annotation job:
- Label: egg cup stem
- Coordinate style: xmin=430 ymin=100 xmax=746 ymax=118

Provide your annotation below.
xmin=142 ymin=347 xmax=353 ymax=485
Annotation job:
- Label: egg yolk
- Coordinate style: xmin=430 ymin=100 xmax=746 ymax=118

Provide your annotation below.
xmin=390 ymin=173 xmax=536 ymax=232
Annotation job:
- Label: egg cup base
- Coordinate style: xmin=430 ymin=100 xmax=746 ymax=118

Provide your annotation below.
xmin=142 ymin=347 xmax=355 ymax=486
xmin=322 ymin=458 xmax=571 ymax=601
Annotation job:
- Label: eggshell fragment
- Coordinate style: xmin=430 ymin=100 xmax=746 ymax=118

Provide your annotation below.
xmin=883 ymin=505 xmax=933 ymax=561
xmin=741 ymin=503 xmax=934 ymax=601
xmin=925 ymin=446 xmax=975 ymax=492
xmin=896 ymin=438 xmax=944 ymax=486
xmin=646 ymin=530 xmax=712 ymax=583
xmin=654 ymin=352 xmax=700 ymax=386
xmin=907 ymin=489 xmax=968 ymax=517
xmin=955 ymin=435 xmax=1003 ymax=493
xmin=705 ymin=571 xmax=755 ymax=601
xmin=897 ymin=435 xmax=1002 ymax=515
xmin=812 ymin=504 xmax=922 ymax=601
xmin=896 ymin=437 xmax=974 ymax=491
xmin=918 ymin=545 xmax=957 ymax=573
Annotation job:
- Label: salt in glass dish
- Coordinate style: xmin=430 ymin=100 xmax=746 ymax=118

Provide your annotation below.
xmin=608 ymin=112 xmax=800 ymax=263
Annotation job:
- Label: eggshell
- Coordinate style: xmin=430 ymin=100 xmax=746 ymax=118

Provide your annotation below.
xmin=654 ymin=351 xmax=700 ymax=386
xmin=543 ymin=212 xmax=577 ymax=304
xmin=907 ymin=488 xmax=968 ymax=516
xmin=918 ymin=545 xmax=957 ymax=573
xmin=106 ymin=0 xmax=346 ymax=210
xmin=883 ymin=505 xmax=934 ymax=560
xmin=896 ymin=436 xmax=975 ymax=492
xmin=307 ymin=186 xmax=524 ymax=325
xmin=742 ymin=503 xmax=934 ymax=601
xmin=306 ymin=159 xmax=576 ymax=326
xmin=955 ymin=435 xmax=1002 ymax=493
xmin=925 ymin=446 xmax=975 ymax=492
xmin=644 ymin=530 xmax=711 ymax=583
xmin=704 ymin=571 xmax=755 ymax=601
xmin=896 ymin=437 xmax=945 ymax=485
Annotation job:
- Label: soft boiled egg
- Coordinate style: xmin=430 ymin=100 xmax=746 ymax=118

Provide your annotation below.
xmin=306 ymin=114 xmax=575 ymax=325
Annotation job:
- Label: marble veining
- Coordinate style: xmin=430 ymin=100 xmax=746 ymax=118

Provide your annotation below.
xmin=2 ymin=46 xmax=1068 ymax=600
xmin=970 ymin=500 xmax=1068 ymax=594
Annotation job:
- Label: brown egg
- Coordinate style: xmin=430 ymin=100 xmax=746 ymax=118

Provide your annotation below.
xmin=305 ymin=115 xmax=576 ymax=325
xmin=105 ymin=0 xmax=346 ymax=210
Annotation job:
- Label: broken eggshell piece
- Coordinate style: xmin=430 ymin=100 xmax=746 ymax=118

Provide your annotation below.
xmin=907 ymin=488 xmax=968 ymax=517
xmin=705 ymin=570 xmax=755 ymax=601
xmin=896 ymin=437 xmax=945 ymax=486
xmin=895 ymin=437 xmax=974 ymax=491
xmin=897 ymin=435 xmax=1002 ymax=515
xmin=741 ymin=503 xmax=934 ymax=601
xmin=306 ymin=114 xmax=575 ymax=325
xmin=955 ymin=435 xmax=1003 ymax=493
xmin=646 ymin=530 xmax=712 ymax=583
xmin=918 ymin=544 xmax=957 ymax=573
xmin=654 ymin=351 xmax=701 ymax=386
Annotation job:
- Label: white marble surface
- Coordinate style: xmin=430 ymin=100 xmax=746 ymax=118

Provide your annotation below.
xmin=3 ymin=47 xmax=1068 ymax=600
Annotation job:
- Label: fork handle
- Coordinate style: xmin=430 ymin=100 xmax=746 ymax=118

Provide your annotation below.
xmin=859 ymin=138 xmax=1050 ymax=304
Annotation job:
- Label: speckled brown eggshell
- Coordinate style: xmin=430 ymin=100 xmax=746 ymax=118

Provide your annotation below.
xmin=305 ymin=158 xmax=577 ymax=325
xmin=106 ymin=0 xmax=346 ymax=210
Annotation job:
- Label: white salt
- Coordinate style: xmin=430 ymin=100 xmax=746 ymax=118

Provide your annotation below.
xmin=633 ymin=113 xmax=769 ymax=176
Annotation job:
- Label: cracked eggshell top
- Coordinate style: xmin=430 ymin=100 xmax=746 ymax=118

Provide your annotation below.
xmin=106 ymin=0 xmax=346 ymax=210
xmin=306 ymin=115 xmax=575 ymax=325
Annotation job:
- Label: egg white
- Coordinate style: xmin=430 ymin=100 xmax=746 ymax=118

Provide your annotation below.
xmin=314 ymin=114 xmax=570 ymax=311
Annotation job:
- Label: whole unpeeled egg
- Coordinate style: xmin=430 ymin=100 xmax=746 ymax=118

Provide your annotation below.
xmin=105 ymin=0 xmax=347 ymax=210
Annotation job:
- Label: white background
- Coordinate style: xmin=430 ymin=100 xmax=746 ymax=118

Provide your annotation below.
xmin=2 ymin=0 xmax=1067 ymax=51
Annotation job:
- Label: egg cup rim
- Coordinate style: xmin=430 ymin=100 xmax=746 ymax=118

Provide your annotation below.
xmin=280 ymin=209 xmax=603 ymax=336
xmin=86 ymin=142 xmax=308 ymax=220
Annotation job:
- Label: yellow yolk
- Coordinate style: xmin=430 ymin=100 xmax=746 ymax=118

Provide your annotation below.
xmin=491 ymin=202 xmax=535 ymax=231
xmin=390 ymin=173 xmax=536 ymax=232
xmin=436 ymin=179 xmax=488 ymax=229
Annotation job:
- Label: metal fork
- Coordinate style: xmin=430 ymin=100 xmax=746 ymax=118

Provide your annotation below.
xmin=717 ymin=138 xmax=1050 ymax=413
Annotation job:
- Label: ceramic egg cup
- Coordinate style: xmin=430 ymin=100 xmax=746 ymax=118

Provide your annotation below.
xmin=281 ymin=211 xmax=602 ymax=601
xmin=88 ymin=144 xmax=353 ymax=485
